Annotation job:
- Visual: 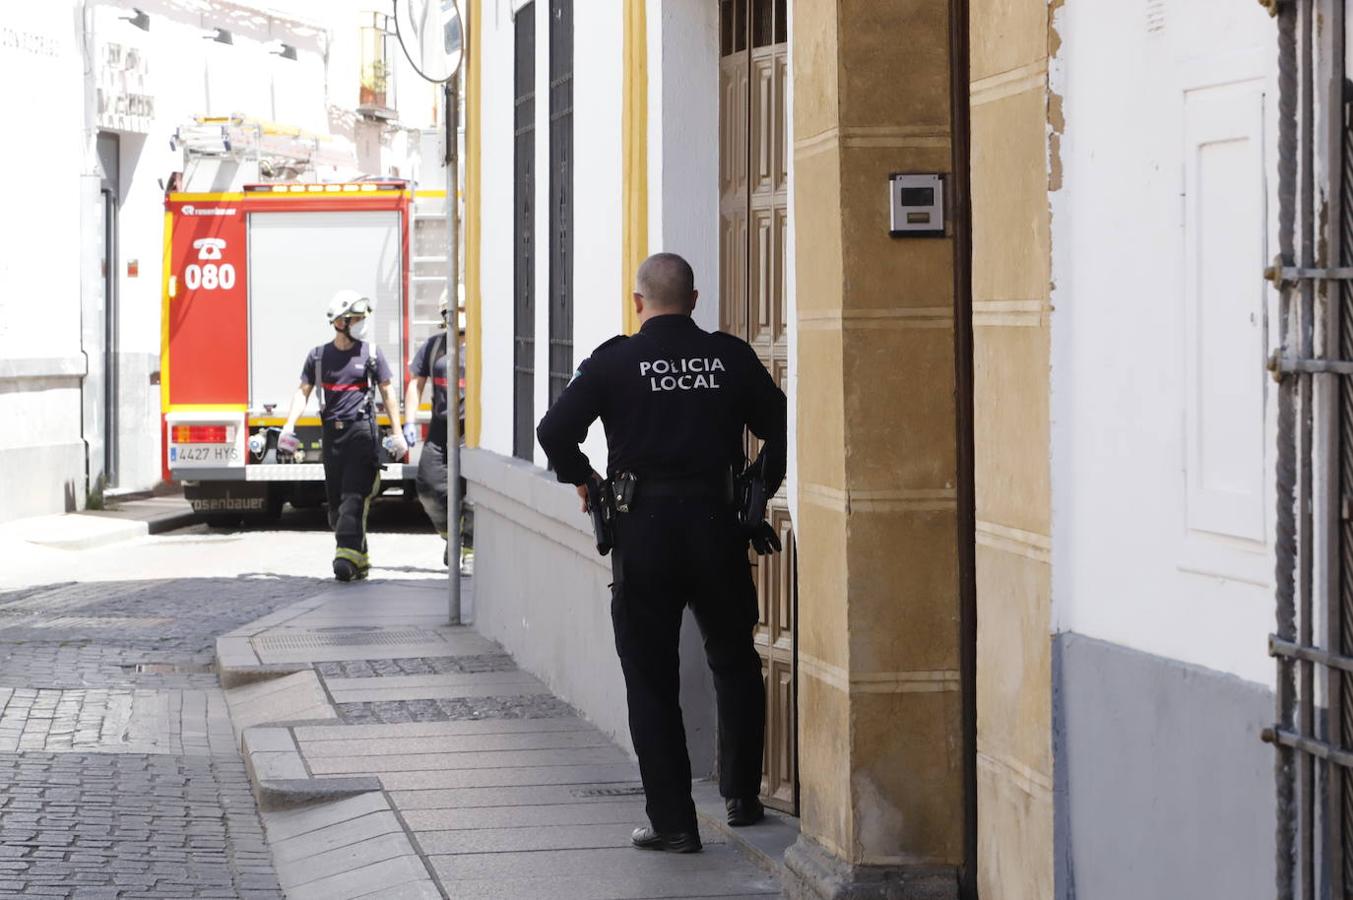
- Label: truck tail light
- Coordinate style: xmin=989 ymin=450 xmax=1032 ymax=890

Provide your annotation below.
xmin=172 ymin=425 xmax=232 ymax=444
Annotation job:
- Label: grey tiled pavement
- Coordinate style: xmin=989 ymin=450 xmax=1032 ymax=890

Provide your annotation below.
xmin=222 ymin=578 xmax=785 ymax=899
xmin=0 ymin=574 xmax=324 ymax=898
xmin=0 ymin=752 xmax=278 ymax=899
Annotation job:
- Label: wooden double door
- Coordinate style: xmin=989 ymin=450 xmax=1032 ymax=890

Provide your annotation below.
xmin=718 ymin=0 xmax=796 ymax=815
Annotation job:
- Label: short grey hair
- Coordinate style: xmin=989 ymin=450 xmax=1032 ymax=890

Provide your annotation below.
xmin=636 ymin=252 xmax=696 ymax=311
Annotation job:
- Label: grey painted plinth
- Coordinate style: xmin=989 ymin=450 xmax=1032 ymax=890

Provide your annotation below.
xmin=784 ymin=836 xmax=958 ymax=900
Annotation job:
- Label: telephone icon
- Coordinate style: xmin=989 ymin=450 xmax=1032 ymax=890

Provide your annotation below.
xmin=193 ymin=238 xmax=226 ymax=261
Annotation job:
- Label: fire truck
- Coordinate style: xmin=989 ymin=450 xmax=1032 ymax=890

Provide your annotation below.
xmin=160 ymin=119 xmax=449 ymax=524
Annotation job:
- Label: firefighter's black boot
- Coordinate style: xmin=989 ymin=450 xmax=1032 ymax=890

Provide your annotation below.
xmin=333 ymin=558 xmax=359 ymax=582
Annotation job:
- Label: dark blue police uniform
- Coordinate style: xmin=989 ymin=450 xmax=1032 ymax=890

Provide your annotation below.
xmin=536 ymin=313 xmax=787 ymax=836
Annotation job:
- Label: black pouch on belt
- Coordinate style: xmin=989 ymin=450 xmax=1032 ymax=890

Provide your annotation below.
xmin=586 ymin=479 xmax=616 ymax=556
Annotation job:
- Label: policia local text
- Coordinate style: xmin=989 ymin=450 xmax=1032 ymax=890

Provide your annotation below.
xmin=639 ymin=357 xmax=726 ymax=392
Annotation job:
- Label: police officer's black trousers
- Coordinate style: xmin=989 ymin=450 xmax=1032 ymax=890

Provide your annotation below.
xmin=610 ymin=495 xmax=765 ymax=834
xmin=322 ymin=420 xmax=380 ymax=568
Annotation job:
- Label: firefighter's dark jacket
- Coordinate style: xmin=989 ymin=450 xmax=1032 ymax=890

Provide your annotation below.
xmin=536 ymin=314 xmax=787 ymax=492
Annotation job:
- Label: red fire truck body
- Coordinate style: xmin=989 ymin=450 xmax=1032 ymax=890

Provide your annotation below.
xmin=160 ymin=182 xmax=432 ymax=521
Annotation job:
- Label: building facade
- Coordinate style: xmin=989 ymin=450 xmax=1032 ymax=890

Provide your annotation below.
xmin=0 ymin=0 xmax=443 ymax=522
xmin=463 ymin=0 xmax=1297 ymax=898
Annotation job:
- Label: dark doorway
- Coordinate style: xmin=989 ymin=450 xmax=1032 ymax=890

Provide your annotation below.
xmin=513 ymin=4 xmax=537 ymax=461
xmin=547 ymin=0 xmax=573 ymax=408
xmin=96 ymin=132 xmax=121 ymax=490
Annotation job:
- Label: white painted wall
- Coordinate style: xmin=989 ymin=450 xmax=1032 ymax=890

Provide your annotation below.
xmin=0 ymin=3 xmax=83 ymax=364
xmin=476 ymin=0 xmax=518 ymax=457
xmin=572 ymin=1 xmax=626 ymax=472
xmin=657 ymin=0 xmax=720 ymax=334
xmin=1049 ymin=1 xmax=1279 ymax=686
xmin=0 ymin=1 xmax=87 ymax=520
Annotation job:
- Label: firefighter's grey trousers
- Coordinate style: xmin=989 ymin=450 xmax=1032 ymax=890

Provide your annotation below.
xmin=416 ymin=439 xmax=449 ymax=537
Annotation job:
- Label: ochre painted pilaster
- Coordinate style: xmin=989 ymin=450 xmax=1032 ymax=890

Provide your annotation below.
xmin=789 ymin=1 xmax=963 ymax=895
xmin=620 ymin=0 xmax=648 ymax=335
xmin=970 ymin=0 xmax=1056 ymax=895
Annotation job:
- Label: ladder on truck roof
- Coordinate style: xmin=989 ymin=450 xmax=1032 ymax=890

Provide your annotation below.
xmin=172 ymin=115 xmax=358 ymax=186
xmin=409 ymin=190 xmax=454 ymax=376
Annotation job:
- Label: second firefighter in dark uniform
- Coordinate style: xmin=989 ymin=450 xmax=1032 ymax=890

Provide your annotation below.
xmin=404 ymin=289 xmax=464 ymax=566
xmin=537 ymin=253 xmax=787 ymax=853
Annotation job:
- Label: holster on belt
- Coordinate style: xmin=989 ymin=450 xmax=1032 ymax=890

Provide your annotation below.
xmin=736 ymin=451 xmax=782 ymax=555
xmin=586 ymin=478 xmax=616 ymax=556
xmin=735 ymin=456 xmax=770 ymax=532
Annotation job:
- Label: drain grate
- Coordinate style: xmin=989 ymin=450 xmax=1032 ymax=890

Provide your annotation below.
xmin=254 ymin=629 xmax=443 ymax=651
xmin=119 ymin=662 xmax=215 ymax=674
xmin=573 ymin=786 xmax=646 ymax=798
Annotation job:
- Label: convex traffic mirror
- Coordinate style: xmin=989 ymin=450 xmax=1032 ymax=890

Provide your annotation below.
xmin=394 ymin=0 xmax=464 ymax=83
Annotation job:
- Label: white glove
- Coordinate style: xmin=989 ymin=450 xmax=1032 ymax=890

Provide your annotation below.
xmin=403 ymin=424 xmax=418 ymax=447
xmin=277 ymin=429 xmax=301 ymax=454
xmin=388 ymin=433 xmax=409 ymax=461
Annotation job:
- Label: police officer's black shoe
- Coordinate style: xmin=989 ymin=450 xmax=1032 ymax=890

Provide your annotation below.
xmin=333 ymin=558 xmax=359 ymax=582
xmin=630 ymin=826 xmax=702 ymax=853
xmin=726 ymin=797 xmax=764 ymax=827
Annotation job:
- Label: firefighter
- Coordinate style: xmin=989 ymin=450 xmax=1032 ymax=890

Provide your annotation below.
xmin=402 ymin=290 xmax=463 ymax=566
xmin=279 ymin=290 xmax=408 ymax=581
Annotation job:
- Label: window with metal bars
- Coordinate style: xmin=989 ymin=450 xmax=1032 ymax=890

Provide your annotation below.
xmin=547 ymin=0 xmax=573 ymax=407
xmin=513 ymin=4 xmax=536 ymax=461
xmin=1266 ymin=1 xmax=1353 ymax=897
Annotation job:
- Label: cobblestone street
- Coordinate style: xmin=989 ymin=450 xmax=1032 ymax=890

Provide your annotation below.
xmin=0 ymin=508 xmax=446 ymax=898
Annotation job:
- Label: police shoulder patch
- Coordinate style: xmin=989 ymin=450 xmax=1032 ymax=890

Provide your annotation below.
xmin=710 ymin=329 xmax=753 ymax=351
xmin=594 ymin=334 xmax=629 ymax=353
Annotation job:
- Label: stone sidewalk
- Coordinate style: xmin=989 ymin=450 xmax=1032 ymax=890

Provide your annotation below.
xmin=0 ymin=493 xmax=197 ymax=555
xmin=216 ymin=578 xmax=787 ymax=899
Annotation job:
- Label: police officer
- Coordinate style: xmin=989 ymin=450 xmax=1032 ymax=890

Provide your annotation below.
xmin=403 ymin=290 xmax=464 ymax=566
xmin=537 ymin=252 xmax=786 ymax=853
xmin=280 ymin=290 xmax=407 ymax=582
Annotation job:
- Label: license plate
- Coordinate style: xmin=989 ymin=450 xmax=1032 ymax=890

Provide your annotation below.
xmin=170 ymin=444 xmax=241 ymax=467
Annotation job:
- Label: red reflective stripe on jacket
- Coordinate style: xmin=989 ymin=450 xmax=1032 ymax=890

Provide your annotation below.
xmin=432 ymin=377 xmax=449 ymax=387
xmin=321 ymin=382 xmax=365 ymax=392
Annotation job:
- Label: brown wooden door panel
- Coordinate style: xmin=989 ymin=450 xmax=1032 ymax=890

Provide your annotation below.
xmin=773 ymin=504 xmax=795 ymax=645
xmin=721 ymin=0 xmax=795 ymax=817
xmin=750 ymin=52 xmax=777 ymax=195
xmin=768 ymin=655 xmax=796 ymax=805
xmin=720 ymin=214 xmax=748 ymax=339
xmin=749 ymin=207 xmax=775 ymax=346
xmin=759 ymin=656 xmax=773 ymax=795
xmin=774 ymin=53 xmax=788 ymax=194
xmin=773 ymin=207 xmax=788 ymax=342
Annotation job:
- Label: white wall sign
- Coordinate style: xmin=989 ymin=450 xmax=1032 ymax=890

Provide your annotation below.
xmin=96 ymin=41 xmax=154 ymax=133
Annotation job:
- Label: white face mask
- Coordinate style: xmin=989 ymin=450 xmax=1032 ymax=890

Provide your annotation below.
xmin=347 ymin=318 xmax=371 ymax=341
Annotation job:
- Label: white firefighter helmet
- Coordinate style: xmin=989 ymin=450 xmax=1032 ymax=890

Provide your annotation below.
xmin=439 ymin=288 xmax=467 ymax=332
xmin=326 ymin=289 xmax=374 ymax=323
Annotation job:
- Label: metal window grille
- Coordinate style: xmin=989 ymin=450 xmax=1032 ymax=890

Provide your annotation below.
xmin=513 ymin=4 xmax=537 ymax=461
xmin=547 ymin=0 xmax=574 ymax=408
xmin=1265 ymin=0 xmax=1353 ymax=897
